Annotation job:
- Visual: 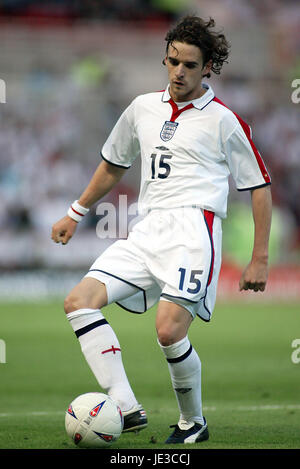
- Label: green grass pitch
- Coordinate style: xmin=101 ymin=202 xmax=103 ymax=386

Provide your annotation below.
xmin=0 ymin=299 xmax=299 ymax=449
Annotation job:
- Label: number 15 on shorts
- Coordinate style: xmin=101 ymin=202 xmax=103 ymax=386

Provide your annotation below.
xmin=178 ymin=268 xmax=203 ymax=294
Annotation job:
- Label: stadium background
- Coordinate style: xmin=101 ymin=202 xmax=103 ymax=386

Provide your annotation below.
xmin=0 ymin=0 xmax=300 ymax=451
xmin=0 ymin=0 xmax=299 ymax=301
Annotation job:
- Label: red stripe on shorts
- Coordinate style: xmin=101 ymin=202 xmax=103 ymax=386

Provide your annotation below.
xmin=203 ymin=210 xmax=215 ymax=286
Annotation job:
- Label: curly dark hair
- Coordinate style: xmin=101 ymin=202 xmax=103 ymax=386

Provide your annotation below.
xmin=165 ymin=16 xmax=230 ymax=78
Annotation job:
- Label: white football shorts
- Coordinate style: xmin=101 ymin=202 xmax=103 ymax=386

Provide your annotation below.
xmin=85 ymin=206 xmax=222 ymax=321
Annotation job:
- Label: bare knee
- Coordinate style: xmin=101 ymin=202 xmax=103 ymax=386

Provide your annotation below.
xmin=157 ymin=321 xmax=186 ymax=346
xmin=64 ymin=293 xmax=85 ymax=314
xmin=63 ymin=278 xmax=108 ymax=314
xmin=63 ymin=291 xmax=104 ymax=314
xmin=157 ymin=327 xmax=177 ymax=347
xmin=156 ymin=301 xmax=193 ymax=346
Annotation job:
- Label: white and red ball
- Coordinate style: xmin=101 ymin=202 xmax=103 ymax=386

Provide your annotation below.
xmin=65 ymin=392 xmax=123 ymax=448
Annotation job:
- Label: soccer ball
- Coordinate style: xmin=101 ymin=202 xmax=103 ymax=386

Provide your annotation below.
xmin=65 ymin=392 xmax=124 ymax=448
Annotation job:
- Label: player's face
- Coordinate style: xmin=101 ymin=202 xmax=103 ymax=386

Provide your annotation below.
xmin=165 ymin=41 xmax=212 ymax=102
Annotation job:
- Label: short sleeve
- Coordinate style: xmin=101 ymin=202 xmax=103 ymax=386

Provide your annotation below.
xmin=224 ymin=119 xmax=271 ymax=191
xmin=101 ymin=99 xmax=140 ymax=168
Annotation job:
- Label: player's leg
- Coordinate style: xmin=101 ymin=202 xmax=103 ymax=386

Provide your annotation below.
xmin=155 ymin=299 xmax=193 ymax=345
xmin=64 ymin=276 xmax=146 ymax=430
xmin=64 ymin=276 xmax=108 ymax=311
xmin=152 ymin=207 xmax=222 ymax=443
xmin=156 ymin=299 xmax=208 ymax=444
xmin=63 ymin=227 xmax=159 ymax=433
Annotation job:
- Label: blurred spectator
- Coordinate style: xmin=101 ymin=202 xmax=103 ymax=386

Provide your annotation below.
xmin=0 ymin=0 xmax=299 ymax=268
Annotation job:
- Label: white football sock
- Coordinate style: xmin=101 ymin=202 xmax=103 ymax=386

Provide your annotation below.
xmin=67 ymin=308 xmax=138 ymax=412
xmin=158 ymin=336 xmax=204 ymax=427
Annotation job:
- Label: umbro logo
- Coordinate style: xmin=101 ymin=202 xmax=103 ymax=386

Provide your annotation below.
xmin=175 ymin=388 xmax=192 ymax=394
xmin=155 ymin=145 xmax=170 ymax=151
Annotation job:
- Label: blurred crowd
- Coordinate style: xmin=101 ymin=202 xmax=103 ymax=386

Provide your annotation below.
xmin=0 ymin=0 xmax=299 ymax=268
xmin=1 ymin=0 xmax=182 ymax=22
xmin=0 ymin=0 xmax=299 ymax=27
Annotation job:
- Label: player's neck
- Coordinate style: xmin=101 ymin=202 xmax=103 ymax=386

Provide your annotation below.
xmin=169 ymin=83 xmax=207 ymax=103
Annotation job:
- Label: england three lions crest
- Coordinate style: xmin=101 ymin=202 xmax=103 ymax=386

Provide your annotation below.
xmin=160 ymin=121 xmax=178 ymax=142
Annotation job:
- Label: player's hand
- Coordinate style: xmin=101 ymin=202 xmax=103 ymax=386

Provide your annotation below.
xmin=51 ymin=215 xmax=78 ymax=245
xmin=239 ymin=259 xmax=268 ymax=292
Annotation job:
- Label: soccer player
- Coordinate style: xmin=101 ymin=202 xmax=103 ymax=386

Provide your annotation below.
xmin=52 ymin=16 xmax=272 ymax=444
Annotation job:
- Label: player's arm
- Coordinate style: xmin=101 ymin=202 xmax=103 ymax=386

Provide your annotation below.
xmin=77 ymin=160 xmax=126 ymax=208
xmin=239 ymin=185 xmax=272 ymax=292
xmin=51 ymin=160 xmax=126 ymax=245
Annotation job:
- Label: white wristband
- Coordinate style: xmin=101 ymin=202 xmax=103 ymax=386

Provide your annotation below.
xmin=67 ymin=200 xmax=89 ymax=223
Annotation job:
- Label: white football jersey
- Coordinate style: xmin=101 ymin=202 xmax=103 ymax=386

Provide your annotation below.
xmin=101 ymin=84 xmax=271 ymax=218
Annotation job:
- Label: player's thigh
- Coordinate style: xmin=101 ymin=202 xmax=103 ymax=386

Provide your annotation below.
xmin=156 ymin=299 xmax=193 ymax=346
xmin=64 ymin=277 xmax=108 ymax=313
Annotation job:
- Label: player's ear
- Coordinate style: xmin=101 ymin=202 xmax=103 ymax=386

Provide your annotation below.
xmin=202 ymin=59 xmax=212 ymax=78
xmin=162 ymin=57 xmax=167 ymax=66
